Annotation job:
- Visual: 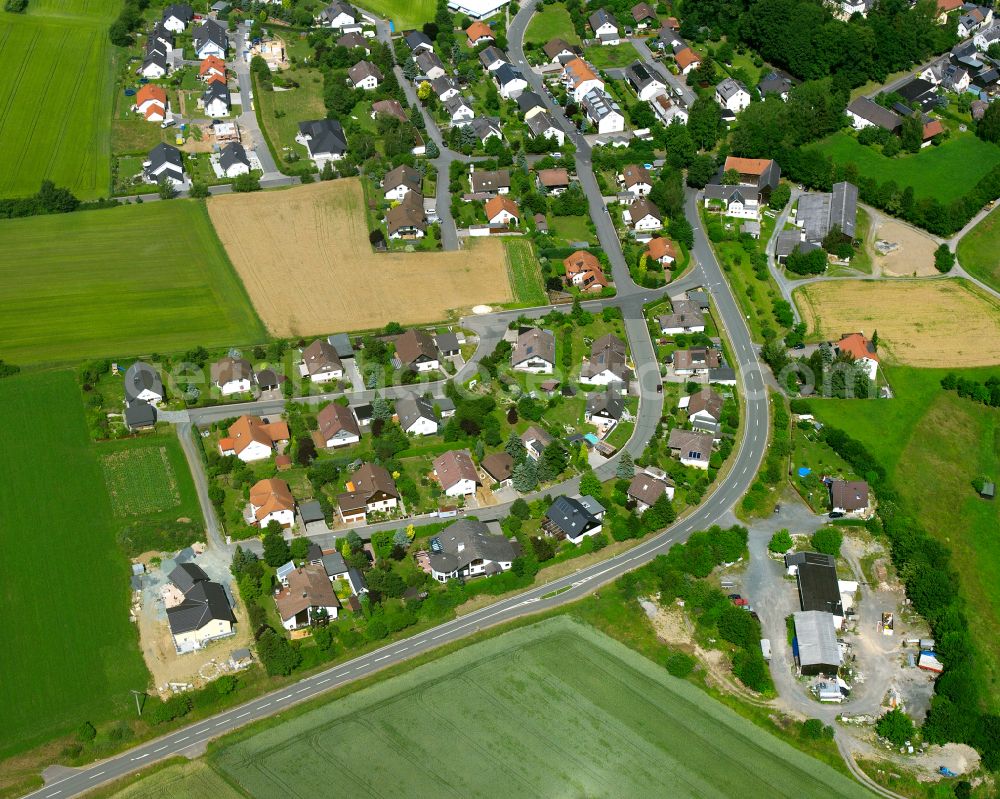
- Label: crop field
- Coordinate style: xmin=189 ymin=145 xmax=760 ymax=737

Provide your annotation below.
xmin=795 ymin=279 xmax=1000 ymax=367
xmin=807 ymin=366 xmax=1000 ymax=702
xmin=206 ymin=180 xmax=512 ymax=335
xmin=525 ymin=2 xmax=581 ymax=44
xmin=957 ymin=206 xmax=1000 ymax=293
xmin=503 ymin=239 xmax=547 ymax=306
xmin=0 ymin=6 xmax=116 ymax=199
xmin=102 ymin=446 xmax=181 ymax=518
xmin=103 ymin=761 xmax=245 ymax=799
xmin=0 ymin=201 xmax=265 ymax=365
xmin=0 ymin=370 xmax=150 ymax=757
xmin=809 ymin=131 xmax=1000 ymax=203
xmin=212 ymin=618 xmax=873 ymax=798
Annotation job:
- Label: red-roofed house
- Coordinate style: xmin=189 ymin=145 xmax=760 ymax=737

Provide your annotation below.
xmin=135 ymin=84 xmax=167 ymax=122
xmin=199 ymin=55 xmax=226 ymax=83
xmin=922 ymin=119 xmax=944 ymax=146
xmin=646 ymin=237 xmax=678 ymax=265
xmin=835 ymin=332 xmax=879 ymax=380
xmin=563 ymin=250 xmax=608 ymax=290
xmin=485 ymin=196 xmax=520 ymax=226
xmin=466 ymin=21 xmax=494 ymax=46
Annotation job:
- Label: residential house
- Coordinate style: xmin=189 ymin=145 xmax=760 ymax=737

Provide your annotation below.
xmin=835 ymin=331 xmax=879 ymax=380
xmin=139 ymin=50 xmax=168 ymax=79
xmin=682 ymin=387 xmax=724 ymax=432
xmin=563 ymin=58 xmax=604 ymax=103
xmin=757 ymin=70 xmax=793 ymax=100
xmin=415 ymin=50 xmax=447 ymax=80
xmin=846 ymin=97 xmax=902 ymax=132
xmin=702 ymin=184 xmax=761 ymax=220
xmin=958 ymin=5 xmax=991 ymax=37
xmin=841 ymin=0 xmax=873 ymax=16
xmin=974 ymin=22 xmax=1000 ymax=50
xmin=521 ymin=425 xmax=553 ymax=460
xmin=720 ymin=155 xmax=781 ymax=194
xmin=313 ymin=402 xmax=361 ymax=448
xmin=469 ymin=116 xmax=503 ymax=144
xmin=275 ymin=565 xmax=340 ymax=630
xmin=395 ymin=328 xmax=440 ymax=371
xmin=432 ymin=75 xmax=460 ymax=101
xmin=526 ymin=111 xmax=565 ymax=145
xmin=124 ymin=398 xmax=156 ymax=431
xmin=582 ymin=88 xmax=625 ymax=134
xmin=715 ymin=77 xmax=751 ymax=113
xmin=622 ymin=164 xmax=653 ymax=196
xmin=404 ymin=29 xmax=434 ymax=54
xmin=581 ymin=334 xmax=629 ymax=385
xmin=321 ymin=551 xmax=351 ymax=583
xmin=338 ymin=463 xmax=400 ymax=523
xmin=585 ymin=387 xmax=625 ymax=432
xmin=396 ymin=395 xmax=439 ymax=435
xmin=162 ymin=3 xmax=194 ymax=32
xmin=671 ymin=347 xmax=721 ymax=375
xmin=796 ymin=181 xmax=858 ymax=243
xmin=348 ymin=60 xmax=383 ymax=90
xmin=563 ymin=250 xmax=608 ymax=290
xmin=211 ymin=355 xmax=255 ymax=395
xmin=517 ymin=90 xmax=547 ymax=119
xmin=470 ymin=168 xmax=510 ymax=195
xmin=434 ymin=449 xmax=480 ymax=497
xmin=480 ymin=452 xmax=514 ymax=486
xmin=200 ymin=81 xmax=231 ymax=117
xmin=625 ymin=62 xmax=666 ymax=101
xmin=135 ymin=84 xmax=168 ymax=122
xmin=942 ymin=63 xmax=971 ymax=92
xmin=589 ymin=9 xmax=620 ymax=44
xmin=428 ymin=519 xmax=516 ymax=582
xmin=144 ymin=142 xmax=185 ymax=186
xmin=298 ymin=339 xmax=343 ymax=383
xmin=147 ymin=24 xmax=174 ymax=54
xmin=830 ymin=479 xmax=870 ymax=515
xmin=436 ymin=332 xmax=461 ymax=357
xmin=318 ymin=0 xmax=359 ymax=29
xmin=219 ymin=414 xmax=290 ymax=462
xmin=193 ymin=19 xmax=228 ymax=59
xmin=651 ymin=93 xmax=688 ymax=126
xmin=444 ymin=94 xmax=476 ymax=124
xmin=494 ymin=62 xmax=528 ymax=99
xmin=537 ymin=167 xmax=570 ymax=194
xmin=628 ymin=467 xmax=675 ymax=512
xmin=542 ymin=495 xmax=605 ymax=543
xmin=543 ymin=38 xmax=576 ymax=62
xmin=383 ymin=164 xmax=422 ymax=201
xmin=199 ymin=55 xmax=226 ymax=84
xmin=667 ymin=428 xmax=713 ymax=469
xmin=485 ymin=196 xmax=520 ymax=226
xmin=631 ymin=1 xmax=658 ymax=28
xmin=479 ymin=45 xmax=509 ymax=71
xmin=623 ymin=196 xmax=663 ymax=232
xmin=249 ymin=478 xmax=296 ymax=528
xmin=124 ymin=362 xmax=164 ymax=406
xmin=372 ymin=98 xmax=408 ymax=122
xmin=646 ymin=236 xmax=678 ymax=266
xmin=674 ymin=47 xmax=701 ymax=75
xmin=658 ymin=299 xmax=705 ymax=334
xmin=219 ymin=142 xmax=251 ymax=177
xmin=296 ymin=119 xmax=348 ymax=166
xmin=166 ymin=564 xmax=235 ymax=653
xmin=511 ymin=327 xmax=555 ymax=373
xmin=466 ymin=20 xmax=494 ymax=46
xmin=385 ymin=192 xmax=427 ymax=239
xmin=336 ymin=30 xmax=369 ymax=51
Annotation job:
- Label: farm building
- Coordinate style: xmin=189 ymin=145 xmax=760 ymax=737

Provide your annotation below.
xmin=793 ymin=611 xmax=841 ymax=676
xmin=785 ymin=552 xmax=844 ymax=626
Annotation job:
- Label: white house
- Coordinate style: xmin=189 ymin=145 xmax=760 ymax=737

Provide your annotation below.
xmin=434 ymin=449 xmax=480 ymax=498
xmin=315 ymin=402 xmax=361 ymax=448
xmin=396 ymin=395 xmax=439 ymax=436
xmin=382 ymin=164 xmax=422 ymax=201
xmin=299 ymin=339 xmax=343 ymax=382
xmin=582 ymin=88 xmax=625 ymax=134
xmin=651 ymin=93 xmax=689 ymax=126
xmin=210 ymin=355 xmax=254 ymax=396
xmin=444 ymin=95 xmax=476 ymax=124
xmin=192 ymin=19 xmax=228 ymax=59
xmin=625 ymin=61 xmax=666 ymax=102
xmin=494 ymin=63 xmax=528 ymax=99
xmin=624 ymin=197 xmax=663 ymax=232
xmin=563 ymin=57 xmax=604 ymax=103
xmin=165 ymin=564 xmax=235 ymax=653
xmin=337 ymin=463 xmax=400 ymax=523
xmin=715 ymin=77 xmax=751 ymax=113
xmin=348 ymin=60 xmax=383 ymax=90
xmin=249 ymin=478 xmax=296 ymax=528
xmin=143 ymin=142 xmax=185 ymax=186
xmin=296 ymin=118 xmax=348 ymax=167
xmin=657 ymin=299 xmax=705 ymax=334
xmin=628 ymin=468 xmax=675 ymax=513
xmin=667 ymin=429 xmax=712 ymax=470
xmin=511 ymin=327 xmax=555 ymax=373
xmin=139 ymin=53 xmax=168 ymax=79
xmin=702 ymin=185 xmax=761 ymax=220
xmin=162 ymin=3 xmax=193 ymax=32
xmin=526 ymin=111 xmax=565 ymax=145
xmin=318 ymin=0 xmax=359 ymax=29
xmin=218 ymin=414 xmax=289 ymax=462
xmin=219 ymin=142 xmax=251 ymax=178
xmin=485 ymin=196 xmax=520 ymax=226
xmin=682 ymin=387 xmax=723 ymax=427
xmin=275 ymin=565 xmax=341 ymax=631
xmin=621 ymin=164 xmax=652 ymax=196
xmin=432 ymin=76 xmax=461 ymax=102
xmin=124 ymin=362 xmax=164 ymax=406
xmin=589 ymin=9 xmax=620 ymax=44
xmin=427 ymin=519 xmax=515 ymax=582
xmin=395 ymin=328 xmax=440 ymax=372
xmin=201 ymin=82 xmax=230 ymax=117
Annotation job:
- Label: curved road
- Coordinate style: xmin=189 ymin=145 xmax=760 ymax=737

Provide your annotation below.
xmin=21 ymin=6 xmax=772 ymax=797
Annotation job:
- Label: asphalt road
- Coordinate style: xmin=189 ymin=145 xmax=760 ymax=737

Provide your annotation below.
xmin=21 ymin=7 xmax=772 ymax=796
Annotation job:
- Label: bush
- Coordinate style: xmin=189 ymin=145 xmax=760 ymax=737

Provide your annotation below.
xmin=811 ymin=527 xmax=843 ymax=557
xmin=76 ymin=721 xmax=97 ymax=742
xmin=731 ymin=650 xmax=772 ymax=692
xmin=146 ymin=694 xmax=193 ymax=725
xmin=768 ymin=529 xmax=793 ymax=553
xmin=4 ymin=0 xmax=28 ymax=12
xmin=214 ymin=675 xmax=237 ymax=696
xmin=665 ymin=651 xmax=695 ymax=678
xmin=800 ymin=718 xmax=833 ymax=740
xmin=257 ymin=628 xmax=301 ymax=675
xmin=876 ymin=708 xmax=915 ymax=746
xmin=934 ymin=243 xmax=955 ymax=273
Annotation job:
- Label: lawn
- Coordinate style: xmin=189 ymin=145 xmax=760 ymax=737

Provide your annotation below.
xmin=957 ymin=206 xmax=1000 ymax=293
xmin=348 ymin=0 xmax=434 ymax=29
xmin=809 ymin=130 xmax=1000 ymax=203
xmin=212 ymin=617 xmax=872 ymax=798
xmin=253 ymin=67 xmax=326 ymax=170
xmin=525 ymin=2 xmax=581 ymax=45
xmin=0 ymin=371 xmax=151 ymax=757
xmin=503 ymin=238 xmax=548 ymax=306
xmin=583 ymin=42 xmax=640 ymax=69
xmin=0 ymin=5 xmax=116 ymax=199
xmin=549 ymin=213 xmax=593 ymax=243
xmin=0 ymin=201 xmax=265 ymax=365
xmin=806 ymin=366 xmax=1000 ymax=698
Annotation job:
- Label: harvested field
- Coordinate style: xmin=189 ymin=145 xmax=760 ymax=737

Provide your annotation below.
xmin=795 ymin=279 xmax=1000 ymax=367
xmin=872 ymin=219 xmax=938 ymax=277
xmin=207 ymin=180 xmax=512 ymax=335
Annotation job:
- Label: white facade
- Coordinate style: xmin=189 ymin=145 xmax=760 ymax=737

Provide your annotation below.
xmin=403 ymin=416 xmax=438 ymax=436
xmin=513 ymin=357 xmax=553 ymax=374
xmin=442 ymin=477 xmax=477 ymax=497
xmin=222 ymin=438 xmax=271 ymax=463
xmin=498 ymin=76 xmax=528 ymax=99
xmin=412 ymin=358 xmax=440 ymax=372
xmin=535 ymin=124 xmax=565 ymax=145
xmin=449 ymin=104 xmax=475 ymax=124
xmin=570 ymin=77 xmax=604 ymax=103
xmin=716 ymin=86 xmax=751 ymax=113
xmin=635 ymin=79 xmax=666 ymax=102
xmin=846 ymin=110 xmax=875 ymax=131
xmin=253 ymin=505 xmax=295 ymax=528
xmin=172 ymin=618 xmax=234 ymax=653
xmin=580 ymin=368 xmax=625 ymax=387
xmin=488 ymin=208 xmax=518 ymax=225
xmin=280 ymin=604 xmax=338 ymax=631
xmin=221 ymin=159 xmax=250 ymax=178
xmin=162 ymin=15 xmax=187 ymax=32
xmin=203 ymin=96 xmax=230 ymax=117
xmin=218 ymin=377 xmax=252 ymax=396
xmin=140 ymin=61 xmax=167 ymax=79
xmin=196 ymin=41 xmax=226 ymax=59
xmin=590 ymin=107 xmax=625 ymax=134
xmin=320 ymin=428 xmax=361 ymax=447
xmin=660 ymin=319 xmax=705 ymax=335
xmin=626 ymin=211 xmax=662 ymax=232
xmin=431 ymin=556 xmax=512 ymax=582
xmin=384 ymin=184 xmax=411 ymax=201
xmin=353 ymin=74 xmax=379 ymax=90
xmin=322 ymin=10 xmax=357 ymax=27
xmin=624 ymin=181 xmax=652 ymax=197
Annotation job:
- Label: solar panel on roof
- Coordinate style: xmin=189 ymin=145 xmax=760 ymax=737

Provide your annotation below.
xmin=430 ymin=537 xmax=442 ymax=553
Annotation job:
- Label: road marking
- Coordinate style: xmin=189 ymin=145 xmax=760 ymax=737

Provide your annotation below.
xmin=47 ymin=791 xmax=62 ymax=797
xmin=317 ymin=678 xmax=330 ymax=685
xmin=87 ymin=772 xmax=105 ymax=780
xmin=277 ymin=694 xmax=293 ymax=701
xmin=397 ymin=646 xmax=408 ymax=651
xmin=154 ymin=746 xmax=167 ymax=752
xmin=258 ymin=702 xmax=271 ymax=708
xmin=175 ymin=736 xmax=188 ymax=743
xmin=296 ymin=688 xmax=309 ymax=694
xmin=236 ymin=712 xmax=250 ymax=719
xmin=374 ymin=654 xmax=390 ymax=661
xmin=132 ymin=753 xmax=148 ymax=761
xmin=216 ymin=720 xmax=229 ymax=726
xmin=432 ymin=631 xmax=451 ymax=640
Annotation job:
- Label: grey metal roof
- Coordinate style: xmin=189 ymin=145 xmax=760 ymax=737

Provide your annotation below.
xmin=435 ymin=332 xmax=460 ymax=352
xmin=794 ymin=610 xmax=841 ymax=670
xmin=327 ymin=333 xmax=355 ymax=358
xmin=202 ymin=80 xmax=230 ymax=106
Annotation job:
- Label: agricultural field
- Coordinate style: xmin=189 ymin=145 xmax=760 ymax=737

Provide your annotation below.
xmin=100 ymin=760 xmax=244 ymax=799
xmin=957 ymin=206 xmax=1000 ymax=293
xmin=206 ymin=180 xmax=512 ymax=335
xmin=503 ymin=239 xmax=547 ymax=306
xmin=101 ymin=446 xmax=181 ymax=518
xmin=794 ymin=279 xmax=1000 ymax=367
xmin=809 ymin=131 xmax=1000 ymax=203
xmin=0 ymin=201 xmax=265 ymax=365
xmin=0 ymin=371 xmax=150 ymax=759
xmin=0 ymin=5 xmax=116 ymax=199
xmin=807 ymin=366 xmax=1000 ymax=702
xmin=525 ymin=2 xmax=581 ymax=45
xmin=211 ymin=619 xmax=873 ymax=797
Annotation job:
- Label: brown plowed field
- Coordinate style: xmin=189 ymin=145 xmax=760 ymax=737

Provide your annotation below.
xmin=208 ymin=180 xmax=511 ymax=336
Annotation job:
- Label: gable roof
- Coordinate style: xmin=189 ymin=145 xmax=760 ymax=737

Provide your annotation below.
xmin=589 ymin=8 xmax=618 ymax=30
xmin=582 ymin=88 xmax=622 ymax=121
xmin=396 ymin=395 xmax=436 ymax=430
xmin=516 ymin=90 xmax=546 ymax=114
xmin=470 ymin=116 xmax=501 ymax=141
xmin=385 ymin=192 xmax=427 ymax=234
xmin=674 ymin=47 xmax=700 ymax=70
xmin=384 ymin=164 xmax=422 ymax=194
xmin=512 ymin=327 xmax=555 ymax=366
xmin=628 ymin=196 xmax=661 ymax=221
xmin=199 ymin=55 xmax=225 ymax=76
xmin=348 ymin=60 xmax=383 ymax=84
xmin=846 ymin=97 xmax=902 ymax=131
xmin=625 ymin=61 xmax=661 ymax=91
xmin=163 ymin=3 xmax=194 ymax=22
xmin=316 ymin=402 xmax=360 ymax=441
xmin=166 ymin=579 xmax=234 ymax=634
xmin=545 ymin=495 xmax=602 ymax=537
xmin=527 ymin=111 xmax=559 ymax=136
xmin=494 ymin=62 xmax=524 ymax=87
xmin=667 ymin=428 xmax=713 ymax=462
xmin=395 ymin=328 xmax=438 ymax=365
xmin=249 ymin=478 xmax=295 ymax=521
xmin=428 ymin=518 xmax=516 ymax=574
xmin=415 ymin=50 xmax=445 ymax=74
xmin=298 ymin=118 xmax=348 ymax=156
xmin=372 ymin=98 xmax=407 ymax=121
xmin=631 ymin=1 xmax=657 ymax=20
xmin=716 ymin=77 xmax=748 ymax=100
xmin=836 ymin=332 xmax=879 ymax=362
xmin=657 ymin=298 xmax=703 ymax=329
xmin=433 ymin=449 xmax=479 ymax=490
xmin=563 ymin=57 xmax=599 ymax=88
xmin=275 ymin=565 xmax=340 ymax=621
xmin=582 ymin=335 xmax=628 ymax=381
xmin=404 ymin=29 xmax=433 ymax=50
xmin=219 ymin=141 xmax=249 ymax=172
xmin=223 ymin=414 xmax=289 ymax=456
xmin=470 ymin=169 xmax=510 ymax=193
xmin=348 ymin=462 xmax=399 ymax=500
xmin=485 ymin=195 xmax=519 ymax=221
xmin=147 ymin=142 xmax=183 ymax=173
xmin=628 ymin=471 xmax=672 ymax=506
xmin=686 ymin=387 xmax=723 ymax=420
xmin=543 ymin=38 xmax=574 ymax=59
xmin=622 ymin=163 xmax=651 ymax=188
xmin=124 ymin=361 xmax=163 ymax=403
xmin=193 ymin=18 xmax=228 ymax=49
xmin=169 ymin=562 xmax=209 ymax=593
xmin=586 ymin=386 xmax=625 ymax=419
xmin=481 ymin=451 xmax=514 ymax=482
xmin=336 ymin=30 xmax=367 ymax=49
xmin=444 ymin=94 xmax=473 ymax=115
xmin=211 ymin=355 xmax=253 ymax=385
xmin=136 ymin=84 xmax=167 ymax=107
xmin=479 ymin=45 xmax=508 ymax=67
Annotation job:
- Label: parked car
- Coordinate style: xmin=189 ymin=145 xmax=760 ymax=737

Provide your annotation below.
xmin=727 ymin=593 xmax=741 ymax=600
xmin=733 ymin=598 xmax=749 ymax=607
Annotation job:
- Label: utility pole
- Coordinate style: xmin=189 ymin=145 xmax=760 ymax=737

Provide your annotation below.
xmin=130 ymin=690 xmax=145 ymax=717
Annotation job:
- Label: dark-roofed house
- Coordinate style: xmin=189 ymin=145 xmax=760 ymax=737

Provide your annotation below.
xmin=757 ymin=70 xmax=793 ymax=100
xmin=144 ymin=142 xmax=185 ymax=186
xmin=715 ymin=77 xmax=751 ymax=113
xmin=348 ymin=60 xmax=383 ymax=90
xmin=435 ymin=331 xmax=461 ymax=357
xmin=124 ymin=362 xmax=164 ymax=406
xmin=211 ymin=356 xmax=254 ymax=396
xmin=830 ymin=479 xmax=870 ymax=515
xmin=395 ymin=328 xmax=440 ymax=371
xmin=470 ymin=168 xmax=510 ymax=195
xmin=628 ymin=467 xmax=675 ymax=513
xmin=296 ymin=119 xmax=348 ymax=166
xmin=667 ymin=429 xmax=713 ymax=469
xmin=125 ymin=400 xmax=157 ymax=431
xmin=193 ymin=18 xmax=228 ymax=59
xmin=582 ymin=88 xmax=624 ymax=134
xmin=428 ymin=519 xmax=517 ymax=581
xmin=299 ymin=339 xmax=343 ymax=383
xmin=219 ymin=141 xmax=251 ymax=178
xmin=444 ymin=94 xmax=475 ymax=125
xmin=631 ymin=1 xmax=658 ymax=27
xmin=589 ymin=8 xmax=620 ymax=44
xmin=166 ymin=564 xmax=235 ymax=652
xmin=470 ymin=115 xmax=503 ymax=144
xmin=658 ymin=299 xmax=705 ymax=334
xmin=162 ymin=3 xmax=194 ymax=32
xmin=433 ymin=449 xmax=480 ymax=497
xmin=396 ymin=395 xmax=438 ymax=436
xmin=404 ymin=29 xmax=434 ymax=54
xmin=542 ymin=495 xmax=605 ymax=543
xmin=415 ymin=50 xmax=447 ymax=80
xmin=314 ymin=402 xmax=361 ymax=448
xmin=338 ymin=463 xmax=400 ymax=523
xmin=318 ymin=0 xmax=358 ymax=29
xmin=683 ymin=387 xmax=723 ymax=432
xmin=846 ymin=97 xmax=902 ymax=132
xmin=479 ymin=44 xmax=509 ymax=70
xmin=543 ymin=38 xmax=576 ymax=62
xmin=200 ymin=80 xmax=231 ymax=117
xmin=480 ymin=451 xmax=514 ymax=486
xmin=672 ymin=347 xmax=721 ymax=376
xmin=786 ymin=551 xmax=844 ymax=625
xmin=585 ymin=387 xmax=625 ymax=431
xmin=526 ymin=111 xmax=565 ymax=146
xmin=493 ymin=62 xmax=528 ymax=99
xmin=385 ymin=191 xmax=427 ymax=239
xmin=432 ymin=75 xmax=460 ymax=101
xmin=624 ymin=196 xmax=662 ymax=233
xmin=517 ymin=90 xmax=546 ymax=119
xmin=625 ymin=61 xmax=666 ymax=101
xmin=511 ymin=327 xmax=555 ymax=373
xmin=275 ymin=565 xmax=341 ymax=630
xmin=581 ymin=334 xmax=629 ymax=385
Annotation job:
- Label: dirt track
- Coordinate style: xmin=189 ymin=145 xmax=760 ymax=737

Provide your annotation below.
xmin=872 ymin=219 xmax=938 ymax=277
xmin=208 ymin=180 xmax=511 ymax=336
xmin=796 ymin=279 xmax=1000 ymax=367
